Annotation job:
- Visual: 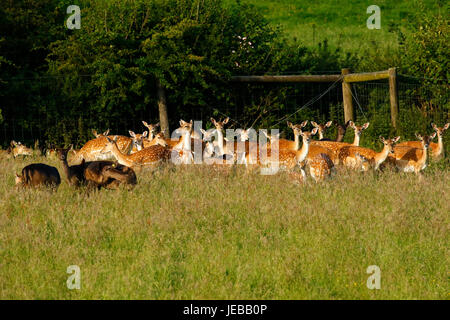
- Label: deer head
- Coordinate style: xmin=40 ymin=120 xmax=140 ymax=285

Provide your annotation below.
xmin=431 ymin=122 xmax=450 ymax=138
xmin=310 ymin=121 xmax=332 ymax=139
xmin=415 ymin=132 xmax=437 ymax=149
xmin=142 ymin=121 xmax=160 ymax=140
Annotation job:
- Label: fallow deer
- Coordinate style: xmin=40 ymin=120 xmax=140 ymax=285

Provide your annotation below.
xmin=101 ymin=134 xmax=171 ymax=169
xmin=311 ymin=121 xmax=333 ymax=140
xmin=84 ymin=161 xmax=137 ymax=190
xmin=310 ymin=121 xmax=370 ymax=161
xmin=70 ymin=130 xmax=145 ymax=165
xmin=396 ymin=123 xmax=449 ymax=161
xmin=56 ymin=147 xmax=87 ymax=187
xmin=15 ymin=163 xmax=61 ymax=190
xmin=388 ymin=133 xmax=436 ymax=175
xmin=92 ymin=129 xmax=110 ymax=138
xmin=11 ymin=141 xmax=33 ymax=158
xmin=338 ymin=136 xmax=400 ymax=171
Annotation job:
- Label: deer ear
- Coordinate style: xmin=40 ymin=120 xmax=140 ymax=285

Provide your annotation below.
xmin=287 ymin=121 xmax=293 ymax=128
xmin=415 ymin=133 xmax=422 ymax=140
xmin=143 ymin=131 xmax=148 ymax=138
xmin=223 ymin=117 xmax=229 ymax=124
xmin=326 ymin=121 xmax=333 ymax=127
xmin=393 ymin=136 xmax=400 ymax=143
xmin=210 ymin=118 xmax=216 ymax=125
xmin=311 ymin=121 xmax=318 ymax=127
xmin=180 ymin=119 xmax=186 ymax=126
xmin=362 ymin=122 xmax=370 ymax=130
xmin=92 ymin=129 xmax=98 ymax=137
xmin=103 ymin=129 xmax=110 ymax=136
xmin=142 ymin=121 xmax=149 ymax=127
xmin=443 ymin=123 xmax=450 ymax=130
xmin=430 ymin=132 xmax=437 ymax=139
xmin=301 ymin=120 xmax=308 ymax=127
xmin=200 ymin=129 xmax=207 ymax=135
xmin=11 ymin=140 xmax=17 ymax=147
xmin=347 ymin=121 xmax=355 ymax=128
xmin=155 ymin=122 xmax=160 ymax=127
xmin=311 ymin=127 xmax=318 ymax=135
xmin=129 ymin=130 xmax=136 ymax=138
xmin=379 ymin=136 xmax=385 ymax=143
xmin=430 ymin=122 xmax=437 ymax=130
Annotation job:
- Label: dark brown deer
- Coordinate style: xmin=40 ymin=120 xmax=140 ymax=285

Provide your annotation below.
xmin=15 ymin=163 xmax=61 ymax=190
xmin=56 ymin=147 xmax=87 ymax=187
xmin=84 ymin=161 xmax=137 ymax=190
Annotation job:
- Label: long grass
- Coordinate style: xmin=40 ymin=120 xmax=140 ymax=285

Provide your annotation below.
xmin=0 ymin=154 xmax=448 ymax=299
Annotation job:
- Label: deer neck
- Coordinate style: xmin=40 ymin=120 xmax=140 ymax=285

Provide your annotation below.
xmin=353 ymin=133 xmax=360 ymax=146
xmin=318 ymin=131 xmax=324 ymax=140
xmin=336 ymin=130 xmax=345 ymax=142
xmin=436 ymin=133 xmax=443 ymax=156
xmin=297 ymin=139 xmax=310 ymax=163
xmin=217 ymin=129 xmax=225 ymax=154
xmin=182 ymin=130 xmax=192 ymax=151
xmin=110 ymin=143 xmax=134 ymax=167
xmin=60 ymin=156 xmax=71 ymax=179
xmin=294 ymin=133 xmax=300 ymax=151
xmin=373 ymin=145 xmax=390 ymax=170
xmin=417 ymin=143 xmax=428 ymax=169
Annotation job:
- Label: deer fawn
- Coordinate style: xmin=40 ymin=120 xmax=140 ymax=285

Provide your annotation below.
xmin=15 ymin=163 xmax=61 ymax=190
xmin=71 ymin=130 xmax=145 ymax=165
xmin=101 ymin=134 xmax=171 ymax=169
xmin=11 ymin=141 xmax=33 ymax=158
xmin=338 ymin=136 xmax=400 ymax=171
xmin=389 ymin=133 xmax=436 ymax=175
xmin=396 ymin=123 xmax=449 ymax=161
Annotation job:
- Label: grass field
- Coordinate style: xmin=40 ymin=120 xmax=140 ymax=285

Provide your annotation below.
xmin=225 ymin=0 xmax=446 ymax=51
xmin=0 ymin=155 xmax=448 ymax=299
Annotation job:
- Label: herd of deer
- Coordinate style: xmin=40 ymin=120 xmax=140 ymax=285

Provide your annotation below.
xmin=5 ymin=118 xmax=449 ymax=190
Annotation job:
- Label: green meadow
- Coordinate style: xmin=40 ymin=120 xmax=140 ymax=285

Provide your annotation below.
xmin=0 ymin=155 xmax=448 ymax=299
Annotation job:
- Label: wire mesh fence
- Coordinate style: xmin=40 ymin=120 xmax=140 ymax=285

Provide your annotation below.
xmin=0 ymin=73 xmax=448 ymax=148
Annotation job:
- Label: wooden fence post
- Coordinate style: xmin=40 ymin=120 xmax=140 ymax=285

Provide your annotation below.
xmin=342 ymin=68 xmax=354 ymax=123
xmin=388 ymin=67 xmax=399 ymax=129
xmin=157 ymin=80 xmax=170 ymax=137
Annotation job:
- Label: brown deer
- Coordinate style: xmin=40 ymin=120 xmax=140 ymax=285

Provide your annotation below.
xmin=15 ymin=163 xmax=61 ymax=190
xmin=338 ymin=136 xmax=400 ymax=171
xmin=396 ymin=123 xmax=449 ymax=161
xmin=84 ymin=161 xmax=137 ymax=190
xmin=388 ymin=133 xmax=436 ymax=175
xmin=56 ymin=147 xmax=87 ymax=187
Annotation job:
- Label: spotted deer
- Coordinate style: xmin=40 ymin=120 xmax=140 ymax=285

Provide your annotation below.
xmin=338 ymin=136 xmax=400 ymax=171
xmin=252 ymin=128 xmax=318 ymax=172
xmin=396 ymin=123 xmax=449 ymax=161
xmin=141 ymin=121 xmax=160 ymax=147
xmin=389 ymin=133 xmax=436 ymax=175
xmin=11 ymin=141 xmax=33 ymax=158
xmin=310 ymin=121 xmax=370 ymax=162
xmin=101 ymin=134 xmax=171 ymax=169
xmin=70 ymin=131 xmax=145 ymax=165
